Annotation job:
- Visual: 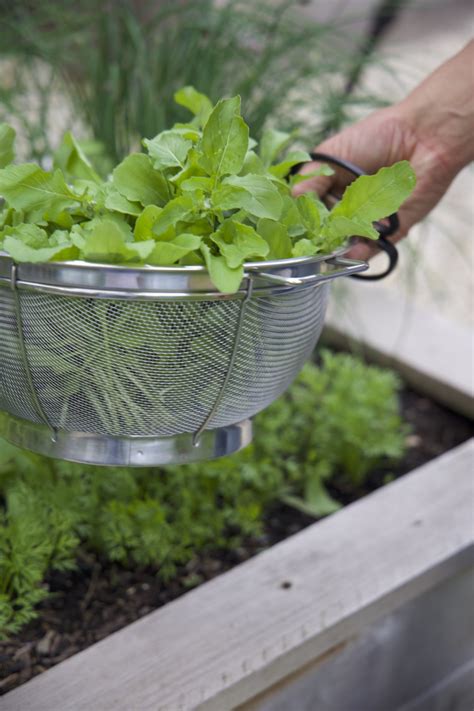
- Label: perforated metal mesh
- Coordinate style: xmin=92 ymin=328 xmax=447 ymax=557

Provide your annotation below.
xmin=0 ymin=283 xmax=329 ymax=437
xmin=211 ymin=285 xmax=329 ymax=428
xmin=0 ymin=288 xmax=41 ymax=423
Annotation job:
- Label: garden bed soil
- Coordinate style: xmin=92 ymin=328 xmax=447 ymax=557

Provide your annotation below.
xmin=0 ymin=386 xmax=472 ymax=695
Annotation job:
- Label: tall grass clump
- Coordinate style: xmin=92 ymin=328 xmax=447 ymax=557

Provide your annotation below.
xmin=0 ymin=0 xmax=385 ymax=164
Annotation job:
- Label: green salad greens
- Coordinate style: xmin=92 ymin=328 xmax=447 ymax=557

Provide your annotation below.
xmin=0 ymin=88 xmax=416 ymax=293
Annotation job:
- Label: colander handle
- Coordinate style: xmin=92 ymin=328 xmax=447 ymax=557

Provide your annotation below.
xmin=250 ymin=256 xmax=367 ymax=287
xmin=292 ymin=152 xmax=400 ymax=281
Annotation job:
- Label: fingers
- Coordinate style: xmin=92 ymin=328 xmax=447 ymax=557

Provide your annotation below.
xmin=345 ymin=230 xmax=404 ymax=262
xmin=345 ymin=240 xmax=381 ymax=261
xmin=292 ymin=130 xmax=361 ymax=199
xmin=292 ymin=159 xmax=336 ymax=198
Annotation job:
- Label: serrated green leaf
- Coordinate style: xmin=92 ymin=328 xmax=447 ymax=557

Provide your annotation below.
xmin=3 ymin=225 xmax=78 ymax=263
xmin=211 ymin=221 xmax=268 ymax=268
xmin=147 ymin=233 xmax=202 ymax=265
xmin=104 ymin=187 xmax=142 ymax=216
xmin=240 ymin=150 xmax=266 ymax=176
xmin=331 ymin=161 xmax=416 ymax=224
xmin=292 ymin=238 xmax=318 ymax=257
xmin=0 ymin=164 xmax=81 ymax=221
xmin=288 ymin=164 xmax=334 ymax=186
xmin=53 ymin=132 xmax=101 ymax=184
xmin=322 ymin=215 xmax=379 ymax=242
xmin=111 ymin=154 xmax=171 ymax=207
xmin=81 ymin=220 xmax=155 ymax=263
xmin=144 ymin=130 xmax=192 ymax=170
xmin=180 ymin=177 xmax=212 ymax=194
xmin=269 ymin=150 xmax=312 ymax=179
xmin=134 ymin=204 xmax=163 ymax=241
xmin=296 ymin=193 xmax=327 ymax=235
xmin=201 ymin=242 xmax=243 ymax=293
xmin=152 ymin=195 xmax=194 ymax=238
xmin=174 ymin=86 xmax=213 ymax=127
xmin=214 ymin=174 xmax=282 ymax=220
xmin=256 ymin=218 xmax=292 ymax=259
xmin=200 ymin=97 xmax=249 ymax=177
xmin=259 ymin=128 xmax=292 ymax=167
xmin=0 ymin=124 xmax=15 ymax=168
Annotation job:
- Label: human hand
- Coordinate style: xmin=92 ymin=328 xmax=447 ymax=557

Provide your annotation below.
xmin=294 ymin=41 xmax=474 ymax=261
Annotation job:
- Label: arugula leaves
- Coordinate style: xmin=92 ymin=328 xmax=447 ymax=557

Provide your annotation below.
xmin=144 ymin=131 xmax=192 ymax=171
xmin=53 ymin=131 xmax=101 ymax=184
xmin=0 ymin=164 xmax=82 ymax=222
xmin=0 ymin=89 xmax=416 ymax=293
xmin=111 ymin=153 xmax=171 ymax=206
xmin=212 ymin=175 xmax=282 ymax=220
xmin=174 ymin=86 xmax=213 ymax=127
xmin=200 ymin=97 xmax=249 ymax=177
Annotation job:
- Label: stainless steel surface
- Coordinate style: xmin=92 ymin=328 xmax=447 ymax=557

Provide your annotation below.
xmin=9 ymin=264 xmax=57 ymax=435
xmin=0 ymin=251 xmax=367 ymax=464
xmin=0 ymin=250 xmax=365 ymax=299
xmin=251 ymin=256 xmax=365 ymax=286
xmin=1 ymin=413 xmax=252 ymax=466
xmin=192 ymin=276 xmax=255 ymax=444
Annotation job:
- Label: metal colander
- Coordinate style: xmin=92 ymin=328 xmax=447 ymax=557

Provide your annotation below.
xmin=0 ymin=252 xmax=366 ymax=465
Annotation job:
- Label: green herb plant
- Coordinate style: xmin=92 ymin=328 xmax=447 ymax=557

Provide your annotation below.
xmin=258 ymin=350 xmax=408 ymax=516
xmin=0 ymin=353 xmax=407 ymax=638
xmin=0 ymin=88 xmax=416 ymax=293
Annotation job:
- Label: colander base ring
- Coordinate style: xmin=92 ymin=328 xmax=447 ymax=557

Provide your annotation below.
xmin=0 ymin=413 xmax=253 ymax=467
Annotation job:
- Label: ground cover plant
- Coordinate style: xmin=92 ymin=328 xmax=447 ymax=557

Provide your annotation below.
xmin=0 ymin=352 xmax=407 ymax=639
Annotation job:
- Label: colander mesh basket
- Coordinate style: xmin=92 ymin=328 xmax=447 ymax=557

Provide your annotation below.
xmin=0 ymin=253 xmax=366 ymax=465
xmin=0 ymin=286 xmax=328 ymax=436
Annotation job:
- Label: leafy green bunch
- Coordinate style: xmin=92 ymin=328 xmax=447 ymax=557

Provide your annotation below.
xmin=0 ymin=352 xmax=407 ymax=638
xmin=0 ymin=88 xmax=415 ymax=293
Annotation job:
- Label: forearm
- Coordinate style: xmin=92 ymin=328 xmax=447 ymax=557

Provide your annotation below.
xmin=397 ymin=40 xmax=474 ymax=176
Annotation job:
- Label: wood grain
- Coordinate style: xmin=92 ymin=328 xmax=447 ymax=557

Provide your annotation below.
xmin=3 ymin=440 xmax=473 ymax=711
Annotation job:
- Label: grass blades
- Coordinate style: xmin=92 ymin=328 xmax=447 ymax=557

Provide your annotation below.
xmin=0 ymin=0 xmax=387 ymax=163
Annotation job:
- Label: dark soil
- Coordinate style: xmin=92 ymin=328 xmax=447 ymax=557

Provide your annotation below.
xmin=0 ymin=387 xmax=472 ymax=695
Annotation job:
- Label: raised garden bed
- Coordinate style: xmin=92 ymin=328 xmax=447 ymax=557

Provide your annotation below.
xmin=1 ymin=367 xmax=472 ymax=698
xmin=2 ymin=439 xmax=472 ymax=711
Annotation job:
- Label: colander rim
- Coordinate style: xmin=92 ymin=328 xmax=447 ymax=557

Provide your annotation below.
xmin=0 ymin=246 xmax=346 ymax=272
xmin=0 ymin=246 xmax=349 ymax=298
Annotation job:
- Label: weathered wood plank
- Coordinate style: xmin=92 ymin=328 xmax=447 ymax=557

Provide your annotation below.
xmin=237 ymin=568 xmax=474 ymax=711
xmin=324 ymin=282 xmax=474 ymax=418
xmin=3 ymin=440 xmax=473 ymax=711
